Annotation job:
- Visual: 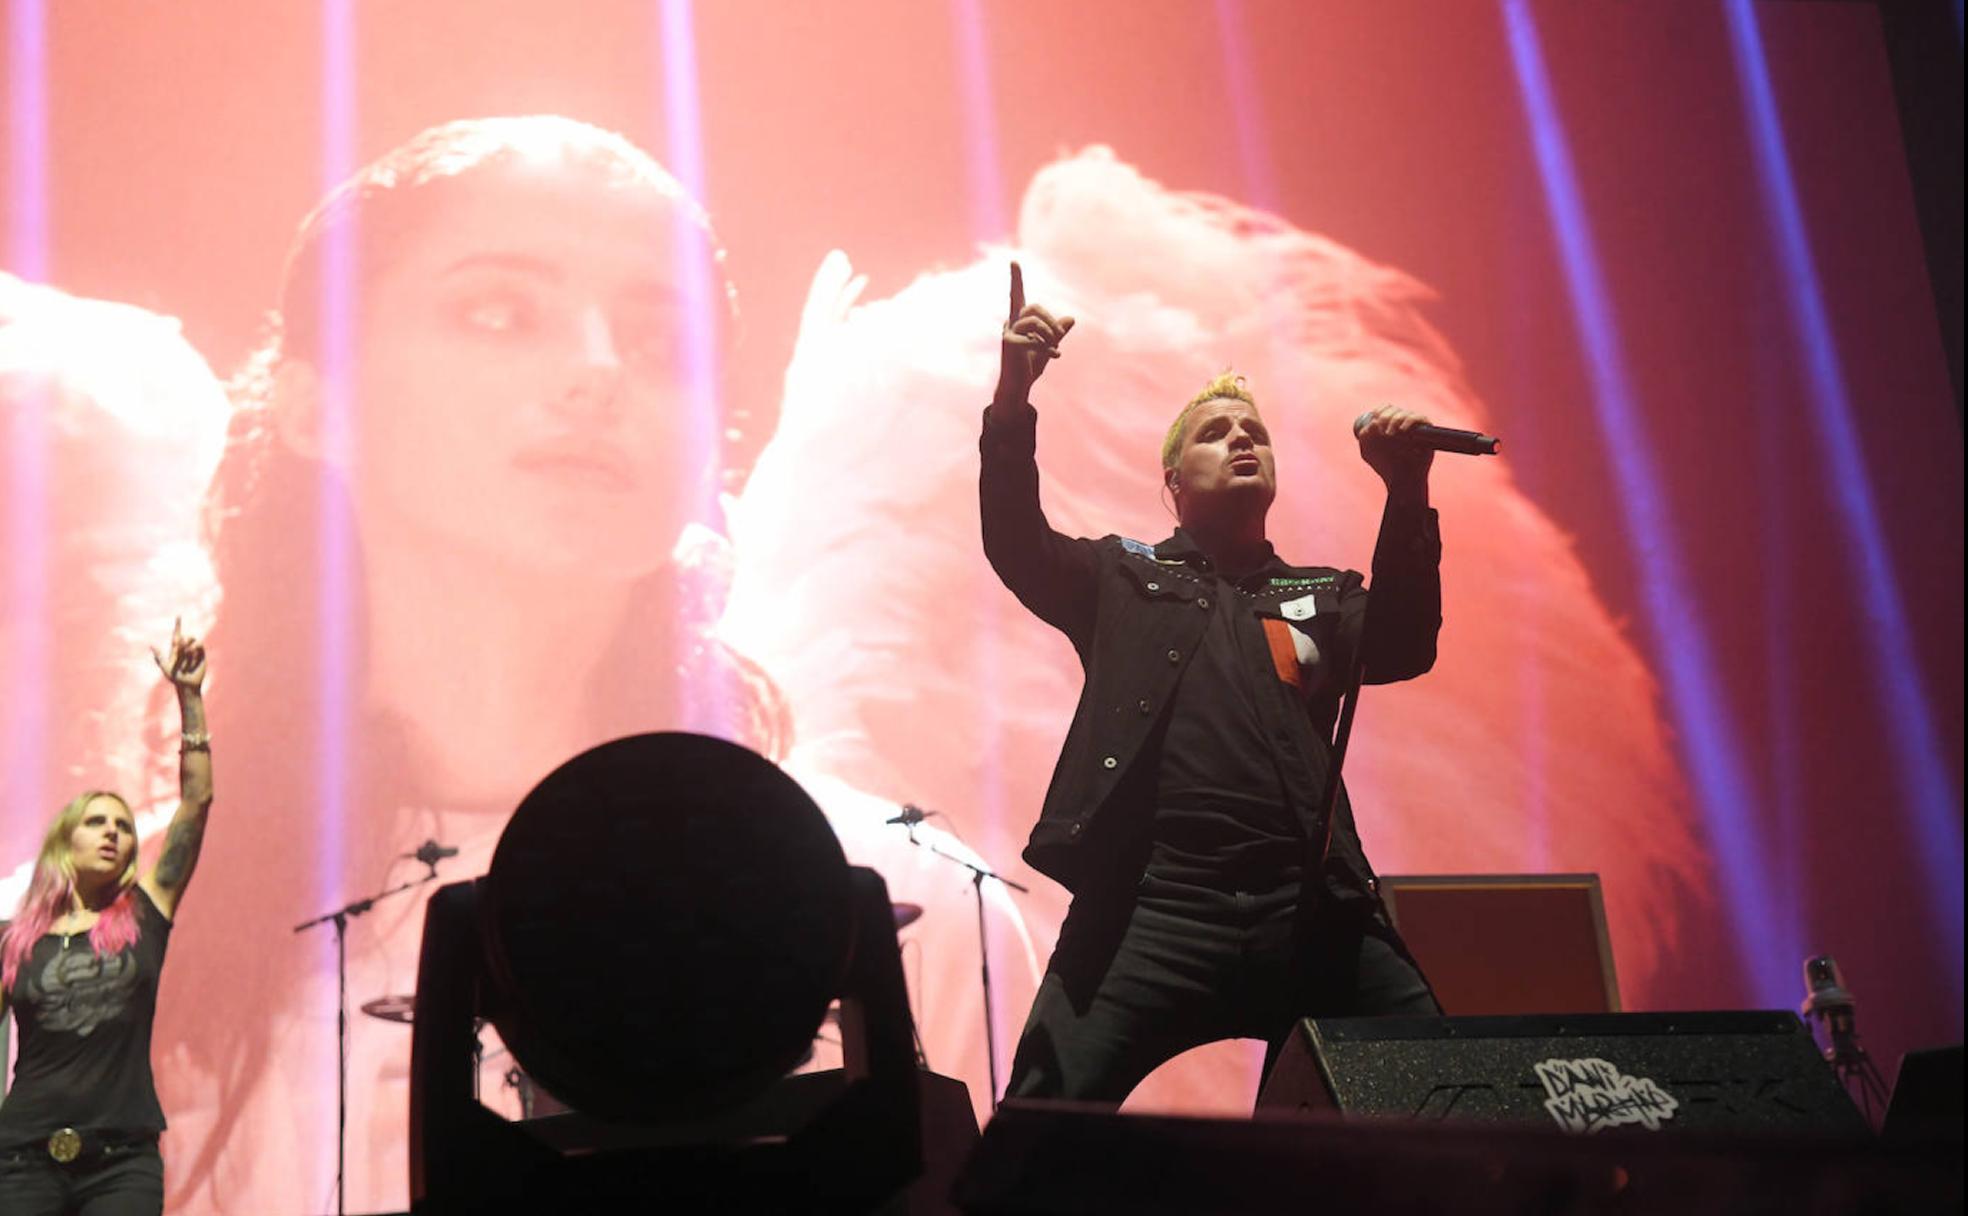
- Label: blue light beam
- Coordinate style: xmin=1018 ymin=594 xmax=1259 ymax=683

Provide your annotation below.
xmin=1502 ymin=0 xmax=1797 ymax=1005
xmin=1724 ymin=0 xmax=1964 ymax=1002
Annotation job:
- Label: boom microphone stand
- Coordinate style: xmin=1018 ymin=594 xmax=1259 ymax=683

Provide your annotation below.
xmin=891 ymin=805 xmax=1027 ymax=1110
xmin=293 ymin=846 xmax=450 ymax=1216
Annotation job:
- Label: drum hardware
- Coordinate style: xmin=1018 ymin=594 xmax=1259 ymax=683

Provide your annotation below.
xmin=359 ymin=994 xmax=417 ymax=1025
xmin=357 ymin=992 xmax=505 ymax=1103
xmin=817 ymin=998 xmax=920 ymax=1067
xmin=819 ymin=901 xmax=927 ymax=1067
xmin=504 ymin=1066 xmax=572 ymax=1120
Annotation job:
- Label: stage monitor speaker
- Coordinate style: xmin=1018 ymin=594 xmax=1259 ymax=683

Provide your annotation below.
xmin=1256 ymin=1011 xmax=1870 ymax=1137
xmin=1378 ymin=872 xmax=1619 ymax=1013
xmin=1883 ymin=1043 xmax=1963 ymax=1144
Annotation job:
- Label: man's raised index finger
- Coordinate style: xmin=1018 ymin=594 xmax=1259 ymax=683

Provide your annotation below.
xmin=1009 ymin=261 xmax=1024 ymax=323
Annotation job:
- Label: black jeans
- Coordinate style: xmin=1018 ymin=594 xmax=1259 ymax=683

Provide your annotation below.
xmin=1006 ymin=871 xmax=1439 ymax=1103
xmin=0 ymin=1140 xmax=162 ymax=1216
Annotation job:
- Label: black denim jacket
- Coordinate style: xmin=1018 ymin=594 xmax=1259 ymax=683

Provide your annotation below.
xmin=979 ymin=399 xmax=1442 ymax=900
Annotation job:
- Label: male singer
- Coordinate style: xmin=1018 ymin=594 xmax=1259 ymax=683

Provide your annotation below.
xmin=981 ymin=264 xmax=1445 ymax=1102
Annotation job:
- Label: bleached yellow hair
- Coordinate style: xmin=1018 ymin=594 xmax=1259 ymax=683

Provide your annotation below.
xmin=1160 ymin=371 xmax=1259 ymax=469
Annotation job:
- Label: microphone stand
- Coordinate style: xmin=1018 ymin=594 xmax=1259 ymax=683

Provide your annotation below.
xmin=1801 ymin=958 xmax=1892 ymax=1127
xmin=293 ymin=859 xmax=447 ymax=1216
xmin=1315 ymin=491 xmax=1400 ymax=871
xmin=1313 ymin=651 xmax=1367 ymax=871
xmin=894 ymin=814 xmax=1027 ymax=1111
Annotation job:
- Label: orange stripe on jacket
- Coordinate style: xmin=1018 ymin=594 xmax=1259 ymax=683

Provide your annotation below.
xmin=1262 ymin=618 xmax=1305 ymax=698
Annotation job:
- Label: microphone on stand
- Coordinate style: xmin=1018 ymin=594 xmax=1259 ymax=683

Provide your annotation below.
xmin=404 ymin=839 xmax=460 ymax=868
xmin=885 ymin=804 xmax=929 ymax=827
xmin=1354 ymin=413 xmax=1502 ymax=456
xmin=1801 ymin=954 xmax=1859 ymax=1057
xmin=1800 ymin=953 xmax=1891 ymax=1123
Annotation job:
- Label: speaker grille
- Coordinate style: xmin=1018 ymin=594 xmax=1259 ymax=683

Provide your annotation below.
xmin=1262 ymin=1012 xmax=1870 ymax=1137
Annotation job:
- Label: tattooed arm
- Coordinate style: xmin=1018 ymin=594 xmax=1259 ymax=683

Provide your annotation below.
xmin=140 ymin=619 xmax=211 ymax=921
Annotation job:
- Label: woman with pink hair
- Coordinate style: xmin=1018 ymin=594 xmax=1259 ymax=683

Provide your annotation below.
xmin=0 ymin=624 xmax=211 ymax=1216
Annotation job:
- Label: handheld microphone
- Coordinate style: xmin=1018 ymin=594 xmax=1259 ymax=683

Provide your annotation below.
xmin=1354 ymin=414 xmax=1501 ymax=456
xmin=406 ymin=839 xmax=460 ymax=867
xmin=886 ymin=804 xmax=928 ymax=826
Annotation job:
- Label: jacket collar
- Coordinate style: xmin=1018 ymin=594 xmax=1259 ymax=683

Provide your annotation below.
xmin=1154 ymin=527 xmax=1287 ymax=580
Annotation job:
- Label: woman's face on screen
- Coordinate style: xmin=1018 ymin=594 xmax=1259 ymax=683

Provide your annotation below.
xmin=324 ymin=159 xmax=719 ymax=579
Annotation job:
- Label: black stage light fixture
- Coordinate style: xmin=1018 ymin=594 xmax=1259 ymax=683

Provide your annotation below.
xmin=408 ymin=732 xmax=921 ymax=1213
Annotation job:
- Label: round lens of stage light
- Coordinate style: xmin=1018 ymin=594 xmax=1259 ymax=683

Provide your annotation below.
xmin=479 ymin=732 xmax=853 ymax=1124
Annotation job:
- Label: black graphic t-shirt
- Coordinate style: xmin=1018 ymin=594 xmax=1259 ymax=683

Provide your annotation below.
xmin=0 ymin=885 xmax=172 ymax=1141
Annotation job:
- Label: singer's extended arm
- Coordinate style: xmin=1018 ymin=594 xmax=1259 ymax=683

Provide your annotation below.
xmin=140 ymin=621 xmax=213 ymax=921
xmin=980 ymin=396 xmax=1103 ymax=644
xmin=1346 ymin=405 xmax=1442 ymax=685
xmin=980 ymin=262 xmax=1103 ymax=645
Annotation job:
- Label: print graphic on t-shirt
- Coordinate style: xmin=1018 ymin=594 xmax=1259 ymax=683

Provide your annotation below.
xmin=34 ymin=946 xmax=138 ymax=1036
xmin=1277 ymin=593 xmax=1320 ymax=667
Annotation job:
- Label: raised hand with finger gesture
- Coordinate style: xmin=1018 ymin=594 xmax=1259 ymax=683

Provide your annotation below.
xmin=996 ymin=261 xmax=1075 ymax=407
xmin=151 ymin=616 xmax=208 ymax=692
xmin=139 ymin=613 xmax=214 ymax=920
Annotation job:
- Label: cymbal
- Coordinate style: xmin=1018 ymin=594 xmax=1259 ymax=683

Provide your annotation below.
xmin=361 ymin=994 xmax=416 ymax=1025
xmin=892 ymin=902 xmax=923 ymax=929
